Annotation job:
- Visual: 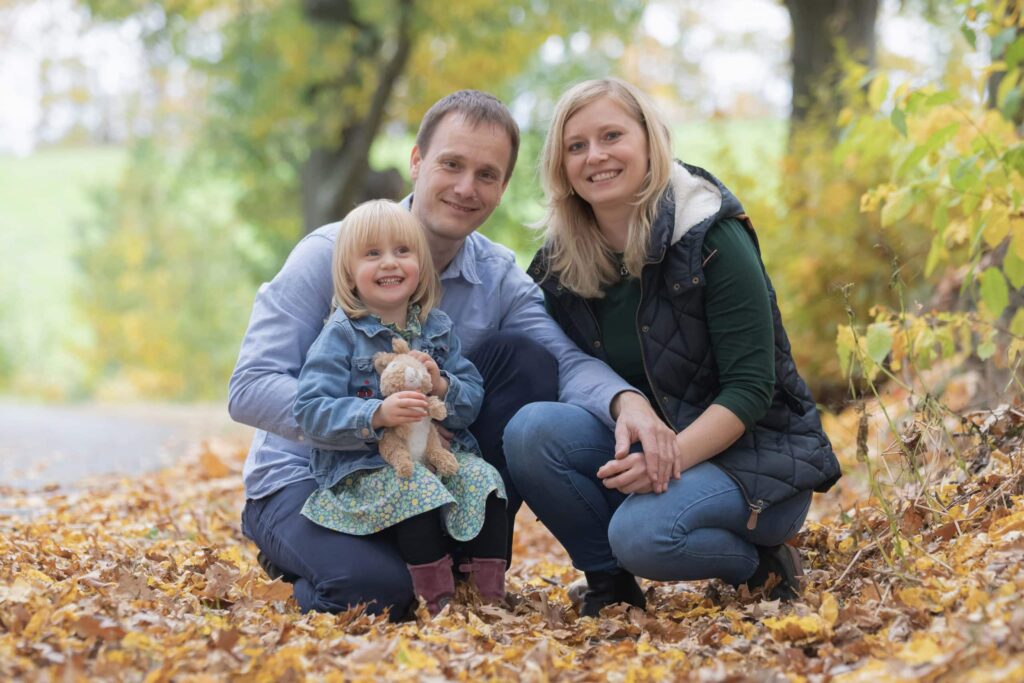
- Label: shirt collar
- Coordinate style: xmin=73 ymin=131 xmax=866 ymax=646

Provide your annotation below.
xmin=402 ymin=193 xmax=482 ymax=286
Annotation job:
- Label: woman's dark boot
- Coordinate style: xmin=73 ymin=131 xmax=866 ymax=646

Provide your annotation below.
xmin=458 ymin=557 xmax=507 ymax=603
xmin=744 ymin=544 xmax=803 ymax=602
xmin=407 ymin=555 xmax=455 ymax=616
xmin=579 ymin=569 xmax=646 ymax=617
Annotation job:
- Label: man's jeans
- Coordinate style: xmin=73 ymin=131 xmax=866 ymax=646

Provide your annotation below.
xmin=241 ymin=332 xmax=558 ymax=617
xmin=504 ymin=402 xmax=812 ymax=584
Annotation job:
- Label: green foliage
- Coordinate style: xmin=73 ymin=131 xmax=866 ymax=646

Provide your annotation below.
xmin=76 ymin=142 xmax=255 ymax=399
xmin=837 ymin=0 xmax=1024 ymax=391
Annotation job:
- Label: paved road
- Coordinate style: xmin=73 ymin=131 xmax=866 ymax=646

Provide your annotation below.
xmin=0 ymin=399 xmax=252 ymax=490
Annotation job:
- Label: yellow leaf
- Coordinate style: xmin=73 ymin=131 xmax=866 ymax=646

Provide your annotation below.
xmin=819 ymin=592 xmax=839 ymax=626
xmin=896 ymin=633 xmax=944 ymax=665
xmin=989 ymin=510 xmax=1024 ymax=536
xmin=763 ymin=613 xmax=832 ymax=642
xmin=963 ymin=587 xmax=989 ymax=612
xmin=395 ymin=638 xmax=440 ymax=671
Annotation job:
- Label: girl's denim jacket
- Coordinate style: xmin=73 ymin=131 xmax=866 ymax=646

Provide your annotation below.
xmin=293 ymin=307 xmax=484 ymax=489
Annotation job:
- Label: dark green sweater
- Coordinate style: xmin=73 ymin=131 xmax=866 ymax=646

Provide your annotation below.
xmin=593 ymin=218 xmax=775 ymax=429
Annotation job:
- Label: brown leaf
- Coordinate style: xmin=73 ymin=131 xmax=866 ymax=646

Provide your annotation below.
xmin=73 ymin=614 xmax=126 ymax=641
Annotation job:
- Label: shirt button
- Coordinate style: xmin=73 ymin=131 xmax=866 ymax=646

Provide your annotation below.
xmin=297 ymin=435 xmax=304 ymax=442
xmin=641 ymin=325 xmax=650 ymax=333
xmin=691 ymin=276 xmax=700 ymax=284
xmin=593 ymin=340 xmax=602 ymax=349
xmin=361 ymin=428 xmax=369 ymax=437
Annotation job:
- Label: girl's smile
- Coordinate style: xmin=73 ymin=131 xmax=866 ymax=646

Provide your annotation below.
xmin=351 ymin=237 xmax=421 ymax=324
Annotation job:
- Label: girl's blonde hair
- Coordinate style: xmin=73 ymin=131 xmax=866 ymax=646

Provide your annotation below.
xmin=539 ymin=77 xmax=673 ymax=298
xmin=332 ymin=200 xmax=440 ymax=322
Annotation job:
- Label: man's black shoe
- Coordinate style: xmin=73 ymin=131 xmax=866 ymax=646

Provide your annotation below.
xmin=579 ymin=569 xmax=646 ymax=617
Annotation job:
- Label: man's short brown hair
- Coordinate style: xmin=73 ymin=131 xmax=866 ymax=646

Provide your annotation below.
xmin=415 ymin=90 xmax=520 ymax=183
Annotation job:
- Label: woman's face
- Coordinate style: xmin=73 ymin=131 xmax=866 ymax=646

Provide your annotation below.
xmin=561 ymin=96 xmax=650 ymax=215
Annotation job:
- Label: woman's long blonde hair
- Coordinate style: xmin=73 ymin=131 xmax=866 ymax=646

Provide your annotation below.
xmin=332 ymin=200 xmax=440 ymax=322
xmin=539 ymin=78 xmax=673 ymax=298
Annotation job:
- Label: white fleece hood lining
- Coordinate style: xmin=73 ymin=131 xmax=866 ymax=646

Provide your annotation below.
xmin=669 ymin=163 xmax=723 ymax=245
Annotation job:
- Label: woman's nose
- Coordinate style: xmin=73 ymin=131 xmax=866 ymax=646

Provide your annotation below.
xmin=586 ymin=145 xmax=608 ymax=164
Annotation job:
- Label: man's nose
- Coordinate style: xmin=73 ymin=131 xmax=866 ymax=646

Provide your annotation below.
xmin=452 ymin=172 xmax=475 ymax=197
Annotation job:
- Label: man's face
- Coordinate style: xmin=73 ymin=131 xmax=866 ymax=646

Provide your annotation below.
xmin=409 ymin=114 xmax=512 ymax=247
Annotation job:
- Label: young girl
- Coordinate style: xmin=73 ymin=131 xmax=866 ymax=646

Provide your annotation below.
xmin=293 ymin=200 xmax=507 ymax=616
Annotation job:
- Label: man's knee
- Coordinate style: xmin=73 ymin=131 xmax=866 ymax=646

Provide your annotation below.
xmin=479 ymin=331 xmax=559 ymax=402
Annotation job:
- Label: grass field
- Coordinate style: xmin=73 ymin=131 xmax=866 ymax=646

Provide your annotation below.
xmin=0 ymin=146 xmax=126 ymax=398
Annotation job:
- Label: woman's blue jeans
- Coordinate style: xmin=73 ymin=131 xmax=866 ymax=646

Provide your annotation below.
xmin=504 ymin=403 xmax=812 ymax=584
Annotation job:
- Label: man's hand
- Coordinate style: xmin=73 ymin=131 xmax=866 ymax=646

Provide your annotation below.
xmin=408 ymin=350 xmax=448 ymax=397
xmin=597 ymin=452 xmax=654 ymax=494
xmin=610 ymin=391 xmax=678 ymax=494
xmin=372 ymin=391 xmax=429 ymax=429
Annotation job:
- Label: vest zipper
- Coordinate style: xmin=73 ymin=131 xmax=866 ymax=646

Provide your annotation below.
xmin=634 ymin=270 xmax=671 ymax=422
xmin=710 ymin=462 xmax=767 ymax=530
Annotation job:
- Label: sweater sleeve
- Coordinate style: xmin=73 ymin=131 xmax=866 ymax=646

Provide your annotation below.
xmin=703 ymin=218 xmax=775 ymax=429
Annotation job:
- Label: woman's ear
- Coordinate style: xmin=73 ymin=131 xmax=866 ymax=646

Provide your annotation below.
xmin=373 ymin=352 xmax=395 ymax=374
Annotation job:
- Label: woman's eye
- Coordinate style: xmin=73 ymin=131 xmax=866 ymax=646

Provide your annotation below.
xmin=567 ymin=142 xmax=584 ymax=153
xmin=605 ymin=131 xmax=621 ymax=141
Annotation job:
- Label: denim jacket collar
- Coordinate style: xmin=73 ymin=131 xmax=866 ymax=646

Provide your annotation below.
xmin=346 ymin=307 xmax=453 ymax=343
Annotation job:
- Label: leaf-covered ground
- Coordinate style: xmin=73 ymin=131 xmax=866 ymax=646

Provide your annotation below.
xmin=2 ymin=390 xmax=1023 ymax=682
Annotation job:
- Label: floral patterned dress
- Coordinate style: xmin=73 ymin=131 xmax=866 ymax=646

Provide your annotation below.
xmin=300 ymin=307 xmax=506 ymax=541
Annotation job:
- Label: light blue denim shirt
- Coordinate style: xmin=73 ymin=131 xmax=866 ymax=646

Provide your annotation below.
xmin=230 ymin=195 xmax=634 ymax=500
xmin=294 ymin=307 xmax=483 ymax=490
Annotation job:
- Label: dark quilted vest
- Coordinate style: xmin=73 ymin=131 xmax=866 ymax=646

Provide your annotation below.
xmin=528 ymin=164 xmax=841 ymax=519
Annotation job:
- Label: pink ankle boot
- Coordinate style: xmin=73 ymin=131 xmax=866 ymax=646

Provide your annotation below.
xmin=407 ymin=555 xmax=455 ymax=616
xmin=459 ymin=557 xmax=506 ymax=603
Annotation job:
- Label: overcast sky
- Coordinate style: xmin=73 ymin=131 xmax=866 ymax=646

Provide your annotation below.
xmin=0 ymin=0 xmax=954 ymax=155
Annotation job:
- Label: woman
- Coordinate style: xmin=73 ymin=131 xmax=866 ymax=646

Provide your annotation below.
xmin=504 ymin=78 xmax=840 ymax=616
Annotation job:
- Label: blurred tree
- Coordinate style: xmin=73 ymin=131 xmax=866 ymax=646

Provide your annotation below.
xmin=86 ymin=0 xmax=644 ymax=267
xmin=784 ymin=0 xmax=879 ymax=136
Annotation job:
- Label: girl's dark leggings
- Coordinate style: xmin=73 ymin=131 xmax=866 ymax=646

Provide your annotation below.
xmin=393 ymin=493 xmax=507 ymax=565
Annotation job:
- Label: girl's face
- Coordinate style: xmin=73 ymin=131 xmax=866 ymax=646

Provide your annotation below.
xmin=350 ymin=234 xmax=421 ymax=323
xmin=561 ymin=96 xmax=650 ymax=214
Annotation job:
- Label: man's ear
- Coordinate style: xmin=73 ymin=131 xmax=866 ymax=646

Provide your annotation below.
xmin=409 ymin=145 xmax=422 ymax=181
xmin=373 ymin=352 xmax=395 ymax=374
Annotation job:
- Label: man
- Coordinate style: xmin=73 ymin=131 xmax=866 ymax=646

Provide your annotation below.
xmin=229 ymin=90 xmax=669 ymax=617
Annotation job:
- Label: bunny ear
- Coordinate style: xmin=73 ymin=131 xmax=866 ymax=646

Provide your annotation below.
xmin=373 ymin=352 xmax=395 ymax=374
xmin=391 ymin=337 xmax=411 ymax=354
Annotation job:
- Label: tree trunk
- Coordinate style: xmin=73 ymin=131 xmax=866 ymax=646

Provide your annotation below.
xmin=785 ymin=0 xmax=879 ymax=129
xmin=300 ymin=0 xmax=414 ymax=231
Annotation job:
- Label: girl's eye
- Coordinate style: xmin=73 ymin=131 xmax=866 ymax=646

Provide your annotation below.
xmin=395 ymin=245 xmax=412 ymax=255
xmin=605 ymin=130 xmax=621 ymax=141
xmin=365 ymin=248 xmax=380 ymax=257
xmin=567 ymin=141 xmax=585 ymax=153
